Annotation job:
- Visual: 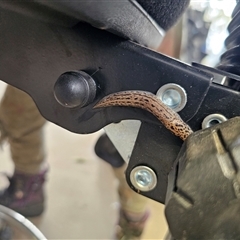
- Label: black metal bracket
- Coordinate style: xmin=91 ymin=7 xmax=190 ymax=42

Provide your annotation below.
xmin=1 ymin=6 xmax=240 ymax=203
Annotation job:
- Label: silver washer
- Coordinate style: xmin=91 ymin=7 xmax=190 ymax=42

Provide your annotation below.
xmin=202 ymin=114 xmax=228 ymax=129
xmin=156 ymin=83 xmax=187 ymax=112
xmin=130 ymin=166 xmax=157 ymax=192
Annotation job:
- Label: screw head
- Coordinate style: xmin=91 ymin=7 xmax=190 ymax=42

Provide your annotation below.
xmin=202 ymin=114 xmax=227 ymax=129
xmin=162 ymin=89 xmax=181 ymax=109
xmin=54 ymin=71 xmax=96 ymax=108
xmin=156 ymin=83 xmax=187 ymax=112
xmin=130 ymin=166 xmax=157 ymax=192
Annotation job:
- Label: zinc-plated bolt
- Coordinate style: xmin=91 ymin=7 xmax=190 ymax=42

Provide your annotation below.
xmin=202 ymin=114 xmax=227 ymax=129
xmin=130 ymin=166 xmax=157 ymax=192
xmin=156 ymin=83 xmax=187 ymax=112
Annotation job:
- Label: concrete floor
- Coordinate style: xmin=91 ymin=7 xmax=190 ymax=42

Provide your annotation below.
xmin=0 ymin=118 xmax=168 ymax=239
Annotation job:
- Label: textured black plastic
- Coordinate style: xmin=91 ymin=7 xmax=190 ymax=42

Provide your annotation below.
xmin=218 ymin=2 xmax=240 ymax=87
xmin=137 ymin=0 xmax=190 ymax=30
xmin=165 ymin=117 xmax=240 ymax=239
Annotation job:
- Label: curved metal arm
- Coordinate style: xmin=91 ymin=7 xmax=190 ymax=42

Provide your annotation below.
xmin=0 ymin=205 xmax=46 ymax=240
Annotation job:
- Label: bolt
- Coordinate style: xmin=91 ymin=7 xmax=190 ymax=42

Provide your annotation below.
xmin=156 ymin=83 xmax=187 ymax=112
xmin=130 ymin=166 xmax=157 ymax=192
xmin=202 ymin=114 xmax=227 ymax=129
xmin=162 ymin=89 xmax=181 ymax=109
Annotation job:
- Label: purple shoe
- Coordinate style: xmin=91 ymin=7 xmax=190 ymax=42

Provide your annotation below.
xmin=115 ymin=209 xmax=150 ymax=240
xmin=0 ymin=170 xmax=46 ymax=217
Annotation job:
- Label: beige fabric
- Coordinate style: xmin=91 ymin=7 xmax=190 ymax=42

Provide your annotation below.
xmin=0 ymin=85 xmax=46 ymax=174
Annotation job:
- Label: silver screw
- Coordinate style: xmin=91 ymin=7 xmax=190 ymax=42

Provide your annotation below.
xmin=156 ymin=83 xmax=187 ymax=112
xmin=130 ymin=166 xmax=157 ymax=192
xmin=202 ymin=114 xmax=227 ymax=129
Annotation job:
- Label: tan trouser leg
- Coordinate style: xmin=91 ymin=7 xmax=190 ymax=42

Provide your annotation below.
xmin=112 ymin=164 xmax=148 ymax=214
xmin=0 ymin=85 xmax=46 ymax=174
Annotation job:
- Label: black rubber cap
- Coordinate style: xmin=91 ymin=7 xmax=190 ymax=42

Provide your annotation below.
xmin=54 ymin=71 xmax=96 ymax=108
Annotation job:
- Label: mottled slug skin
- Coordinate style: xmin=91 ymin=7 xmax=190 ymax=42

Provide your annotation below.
xmin=94 ymin=91 xmax=193 ymax=141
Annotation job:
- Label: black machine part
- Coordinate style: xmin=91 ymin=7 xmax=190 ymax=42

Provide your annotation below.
xmin=21 ymin=0 xmax=189 ymax=48
xmin=1 ymin=1 xmax=240 ymax=205
xmin=1 ymin=0 xmax=240 ymax=238
xmin=165 ymin=117 xmax=240 ymax=239
xmin=0 ymin=0 xmax=187 ymax=50
xmin=165 ymin=5 xmax=240 ymax=238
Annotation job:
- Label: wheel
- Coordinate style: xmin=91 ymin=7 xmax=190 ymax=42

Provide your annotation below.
xmin=165 ymin=117 xmax=240 ymax=239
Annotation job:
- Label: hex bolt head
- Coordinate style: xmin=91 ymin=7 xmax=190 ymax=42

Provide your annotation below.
xmin=130 ymin=166 xmax=157 ymax=192
xmin=156 ymin=83 xmax=187 ymax=112
xmin=54 ymin=71 xmax=96 ymax=108
xmin=162 ymin=89 xmax=181 ymax=109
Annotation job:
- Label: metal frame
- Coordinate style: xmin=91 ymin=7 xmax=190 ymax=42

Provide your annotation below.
xmin=1 ymin=4 xmax=240 ymax=204
xmin=0 ymin=205 xmax=46 ymax=240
